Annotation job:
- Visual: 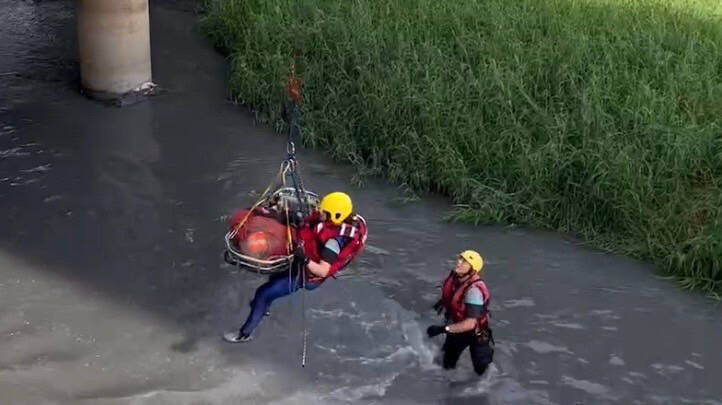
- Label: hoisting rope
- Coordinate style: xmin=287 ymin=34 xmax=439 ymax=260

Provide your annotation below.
xmin=286 ymin=50 xmax=310 ymax=367
xmin=285 ymin=54 xmax=311 ymax=220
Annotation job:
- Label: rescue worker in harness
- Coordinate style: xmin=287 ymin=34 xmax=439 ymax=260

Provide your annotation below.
xmin=426 ymin=250 xmax=494 ymax=376
xmin=224 ymin=191 xmax=367 ymax=343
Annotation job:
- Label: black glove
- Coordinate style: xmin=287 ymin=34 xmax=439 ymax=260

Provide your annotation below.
xmin=426 ymin=325 xmax=447 ymax=338
xmin=293 ymin=246 xmax=307 ymax=263
xmin=432 ymin=300 xmax=444 ymax=315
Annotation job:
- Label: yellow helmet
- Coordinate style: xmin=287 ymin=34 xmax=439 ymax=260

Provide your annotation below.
xmin=319 ymin=192 xmax=353 ymax=225
xmin=460 ymin=250 xmax=483 ymax=273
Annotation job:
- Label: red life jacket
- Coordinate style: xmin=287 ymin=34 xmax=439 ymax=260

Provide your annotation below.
xmin=298 ymin=211 xmax=368 ymax=279
xmin=440 ymin=272 xmax=490 ymax=328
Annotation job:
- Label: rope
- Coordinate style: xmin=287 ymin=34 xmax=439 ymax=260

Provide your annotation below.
xmin=289 ymin=165 xmax=310 ymax=217
xmin=285 ymin=50 xmax=310 ymax=219
xmin=281 ymin=165 xmax=294 ymax=255
xmin=273 ymin=51 xmax=311 ymax=367
xmin=228 ymin=163 xmax=288 ymax=240
xmin=283 ymin=100 xmax=310 ymax=368
xmin=284 ymin=102 xmax=310 ymax=219
xmin=301 ymin=259 xmax=308 ymax=367
xmin=286 ymin=105 xmax=311 ymax=368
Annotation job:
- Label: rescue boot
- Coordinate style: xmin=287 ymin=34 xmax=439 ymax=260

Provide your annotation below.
xmin=223 ymin=329 xmax=252 ymax=343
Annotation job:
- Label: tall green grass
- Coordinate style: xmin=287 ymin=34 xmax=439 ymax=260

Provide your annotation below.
xmin=202 ymin=0 xmax=722 ymax=296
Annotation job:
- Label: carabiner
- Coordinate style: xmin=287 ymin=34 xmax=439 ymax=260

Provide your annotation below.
xmin=287 ymin=140 xmax=296 ymax=158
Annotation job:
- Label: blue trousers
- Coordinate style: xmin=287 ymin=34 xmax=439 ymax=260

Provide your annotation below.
xmin=240 ymin=267 xmax=320 ymax=335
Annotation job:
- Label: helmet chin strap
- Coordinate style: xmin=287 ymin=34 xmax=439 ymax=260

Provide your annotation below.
xmin=454 ymin=269 xmax=474 ymax=281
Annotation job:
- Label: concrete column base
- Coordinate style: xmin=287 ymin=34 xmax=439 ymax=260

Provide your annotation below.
xmin=80 ymin=81 xmax=158 ymax=107
xmin=76 ymin=0 xmax=155 ymax=105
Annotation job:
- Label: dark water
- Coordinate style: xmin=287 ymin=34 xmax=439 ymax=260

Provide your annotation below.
xmin=1 ymin=1 xmax=720 ymax=404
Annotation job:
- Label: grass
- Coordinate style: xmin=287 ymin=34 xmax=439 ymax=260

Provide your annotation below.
xmin=201 ymin=0 xmax=722 ymax=296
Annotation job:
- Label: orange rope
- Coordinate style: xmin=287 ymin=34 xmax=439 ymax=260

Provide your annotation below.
xmin=228 ymin=163 xmax=288 ymax=239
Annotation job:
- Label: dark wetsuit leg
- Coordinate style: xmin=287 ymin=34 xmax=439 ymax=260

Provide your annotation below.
xmin=240 ymin=268 xmax=319 ymax=335
xmin=442 ymin=333 xmax=471 ymax=369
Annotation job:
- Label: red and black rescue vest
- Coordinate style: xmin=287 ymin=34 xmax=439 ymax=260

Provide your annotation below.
xmin=440 ymin=272 xmax=490 ymax=329
xmin=298 ymin=211 xmax=368 ymax=279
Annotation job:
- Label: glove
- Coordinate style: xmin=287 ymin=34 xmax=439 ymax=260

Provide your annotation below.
xmin=426 ymin=325 xmax=447 ymax=338
xmin=293 ymin=246 xmax=307 ymax=264
xmin=432 ymin=300 xmax=444 ymax=315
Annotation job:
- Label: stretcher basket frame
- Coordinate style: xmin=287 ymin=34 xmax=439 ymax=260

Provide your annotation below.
xmin=223 ymin=187 xmax=320 ymax=274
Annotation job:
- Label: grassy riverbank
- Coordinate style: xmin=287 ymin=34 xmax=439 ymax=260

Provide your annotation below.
xmin=202 ymin=0 xmax=722 ymax=295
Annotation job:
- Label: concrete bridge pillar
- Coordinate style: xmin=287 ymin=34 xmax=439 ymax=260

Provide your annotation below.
xmin=76 ymin=0 xmax=154 ymax=102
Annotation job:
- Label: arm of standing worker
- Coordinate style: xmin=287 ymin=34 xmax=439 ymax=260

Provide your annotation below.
xmin=444 ymin=318 xmax=478 ymax=333
xmin=444 ymin=287 xmax=485 ymax=333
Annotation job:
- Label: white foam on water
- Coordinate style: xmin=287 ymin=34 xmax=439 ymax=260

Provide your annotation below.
xmin=450 ymin=365 xmax=554 ymax=405
xmin=80 ymin=369 xmax=270 ymax=405
xmin=651 ymin=363 xmax=685 ymax=376
xmin=524 ymin=340 xmax=574 ymax=355
xmin=684 ymin=360 xmax=704 ymax=370
xmin=81 ymin=367 xmax=331 ymax=405
xmin=309 ymin=308 xmax=362 ymax=320
xmin=550 ymin=321 xmax=585 ymax=330
xmin=21 ymin=163 xmax=51 ymax=173
xmin=646 ymin=395 xmax=722 ymax=405
xmin=1 ymin=147 xmax=31 ymax=158
xmin=400 ymin=319 xmax=440 ymax=371
xmin=326 ymin=373 xmax=399 ymax=403
xmin=609 ymin=354 xmax=626 ymax=366
xmin=347 ymin=346 xmax=417 ymax=366
xmin=504 ymin=297 xmax=535 ymax=308
xmin=560 ymin=375 xmax=617 ymax=401
xmin=363 ymin=244 xmax=390 ymax=256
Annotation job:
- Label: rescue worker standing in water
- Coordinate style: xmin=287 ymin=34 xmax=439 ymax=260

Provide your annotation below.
xmin=426 ymin=250 xmax=494 ymax=375
xmin=224 ymin=191 xmax=367 ymax=343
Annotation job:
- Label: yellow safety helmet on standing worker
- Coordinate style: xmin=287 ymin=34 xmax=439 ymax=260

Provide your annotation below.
xmin=320 ymin=192 xmax=353 ymax=225
xmin=460 ymin=250 xmax=484 ymax=273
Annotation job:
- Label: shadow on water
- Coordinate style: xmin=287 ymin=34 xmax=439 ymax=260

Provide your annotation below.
xmin=1 ymin=1 xmax=721 ymax=404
